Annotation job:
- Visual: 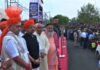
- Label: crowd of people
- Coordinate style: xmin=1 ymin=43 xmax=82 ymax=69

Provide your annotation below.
xmin=64 ymin=23 xmax=100 ymax=69
xmin=64 ymin=23 xmax=100 ymax=49
xmin=0 ymin=7 xmax=64 ymax=70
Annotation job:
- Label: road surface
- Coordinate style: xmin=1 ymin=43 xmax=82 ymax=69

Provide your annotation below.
xmin=68 ymin=41 xmax=99 ymax=70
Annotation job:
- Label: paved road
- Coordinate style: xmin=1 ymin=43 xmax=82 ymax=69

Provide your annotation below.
xmin=68 ymin=41 xmax=99 ymax=70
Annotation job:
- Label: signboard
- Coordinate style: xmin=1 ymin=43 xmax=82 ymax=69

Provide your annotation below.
xmin=29 ymin=2 xmax=43 ymax=22
xmin=29 ymin=3 xmax=38 ymax=17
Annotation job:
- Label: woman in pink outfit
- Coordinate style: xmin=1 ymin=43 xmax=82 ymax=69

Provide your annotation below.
xmin=45 ymin=24 xmax=58 ymax=70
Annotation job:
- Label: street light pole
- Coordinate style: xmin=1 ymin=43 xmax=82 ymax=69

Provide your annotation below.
xmin=5 ymin=0 xmax=8 ymax=9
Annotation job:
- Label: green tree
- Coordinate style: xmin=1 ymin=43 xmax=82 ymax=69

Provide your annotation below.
xmin=77 ymin=3 xmax=100 ymax=24
xmin=53 ymin=15 xmax=69 ymax=25
xmin=70 ymin=17 xmax=78 ymax=23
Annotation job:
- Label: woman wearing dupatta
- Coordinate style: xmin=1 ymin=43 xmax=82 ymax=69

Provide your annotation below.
xmin=45 ymin=23 xmax=58 ymax=70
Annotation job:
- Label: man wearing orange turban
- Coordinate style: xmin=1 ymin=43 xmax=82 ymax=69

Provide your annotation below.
xmin=1 ymin=7 xmax=32 ymax=70
xmin=23 ymin=20 xmax=40 ymax=70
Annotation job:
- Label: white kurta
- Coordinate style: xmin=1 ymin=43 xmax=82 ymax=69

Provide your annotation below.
xmin=96 ymin=45 xmax=100 ymax=54
xmin=1 ymin=31 xmax=30 ymax=70
xmin=34 ymin=31 xmax=50 ymax=70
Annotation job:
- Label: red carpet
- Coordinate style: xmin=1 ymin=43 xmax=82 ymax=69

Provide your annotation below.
xmin=59 ymin=37 xmax=68 ymax=70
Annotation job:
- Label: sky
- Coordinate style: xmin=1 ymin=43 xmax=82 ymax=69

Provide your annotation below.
xmin=43 ymin=0 xmax=100 ymax=19
xmin=0 ymin=0 xmax=100 ymax=20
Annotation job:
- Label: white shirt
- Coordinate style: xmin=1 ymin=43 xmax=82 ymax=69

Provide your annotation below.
xmin=18 ymin=36 xmax=29 ymax=54
xmin=80 ymin=32 xmax=87 ymax=38
xmin=19 ymin=31 xmax=24 ymax=37
xmin=96 ymin=45 xmax=100 ymax=54
xmin=3 ymin=31 xmax=30 ymax=63
xmin=34 ymin=31 xmax=50 ymax=54
xmin=18 ymin=36 xmax=30 ymax=63
xmin=5 ymin=39 xmax=19 ymax=58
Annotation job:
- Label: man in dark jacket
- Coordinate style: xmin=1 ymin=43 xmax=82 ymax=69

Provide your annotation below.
xmin=52 ymin=18 xmax=61 ymax=38
xmin=23 ymin=20 xmax=40 ymax=70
